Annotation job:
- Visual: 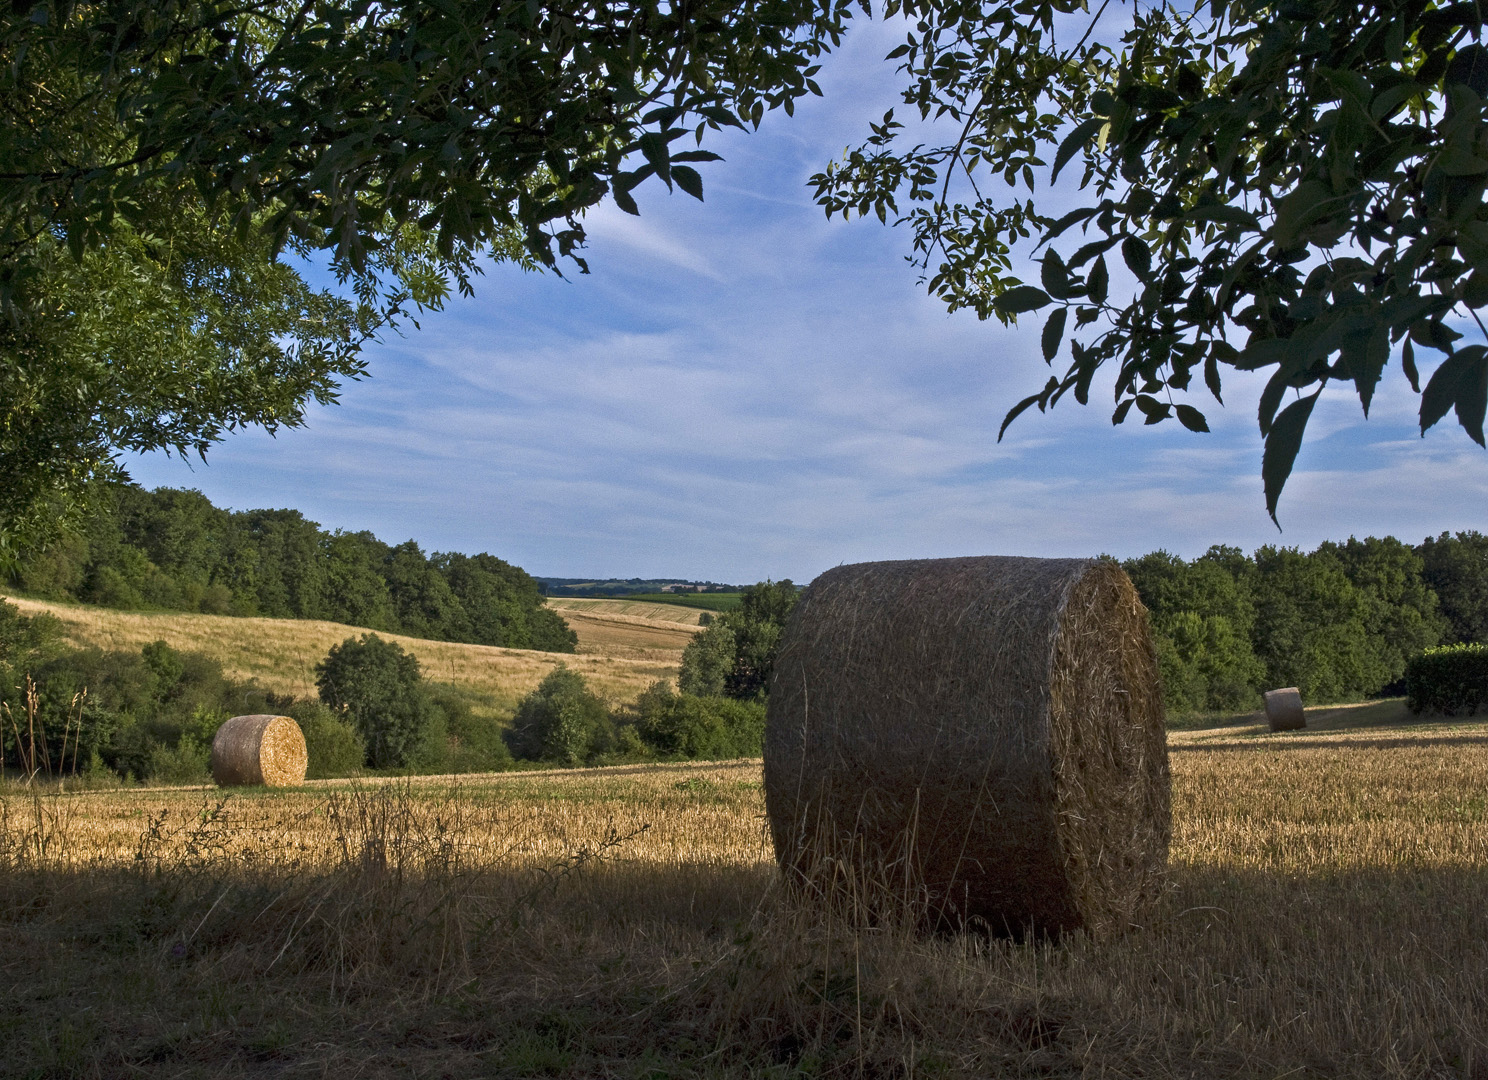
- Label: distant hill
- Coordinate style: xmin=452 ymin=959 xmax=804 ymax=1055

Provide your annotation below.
xmin=8 ymin=481 xmax=577 ymax=653
xmin=4 ymin=594 xmax=678 ymax=718
xmin=538 ymin=577 xmax=741 ymax=600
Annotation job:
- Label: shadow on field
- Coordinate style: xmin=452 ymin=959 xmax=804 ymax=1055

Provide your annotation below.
xmin=4 ymin=842 xmax=1487 ymax=1078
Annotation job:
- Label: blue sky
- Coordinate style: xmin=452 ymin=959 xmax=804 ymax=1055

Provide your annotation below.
xmin=123 ymin=19 xmax=1488 ymax=584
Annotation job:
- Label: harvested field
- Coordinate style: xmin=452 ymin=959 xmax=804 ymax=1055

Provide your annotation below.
xmin=3 ymin=594 xmax=677 ymax=711
xmin=546 ymin=597 xmax=709 ymax=624
xmin=2 ymin=714 xmax=1485 ymax=1077
xmin=546 ymin=598 xmax=702 ymax=660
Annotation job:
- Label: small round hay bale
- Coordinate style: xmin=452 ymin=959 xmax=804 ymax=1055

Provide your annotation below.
xmin=763 ymin=556 xmax=1170 ymax=937
xmin=211 ymin=714 xmax=308 ymax=787
xmin=1264 ymin=687 xmax=1305 ymax=732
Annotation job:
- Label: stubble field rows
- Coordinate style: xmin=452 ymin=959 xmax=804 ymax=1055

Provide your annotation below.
xmin=3 ymin=715 xmax=1486 ymax=1078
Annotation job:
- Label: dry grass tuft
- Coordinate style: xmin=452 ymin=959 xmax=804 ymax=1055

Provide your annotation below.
xmin=4 ymin=715 xmax=1484 ymax=1077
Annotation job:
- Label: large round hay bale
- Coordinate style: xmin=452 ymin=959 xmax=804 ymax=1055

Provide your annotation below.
xmin=763 ymin=556 xmax=1170 ymax=937
xmin=211 ymin=714 xmax=308 ymax=787
xmin=1264 ymin=687 xmax=1305 ymax=732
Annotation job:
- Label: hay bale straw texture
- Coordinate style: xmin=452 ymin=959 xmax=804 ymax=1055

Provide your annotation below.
xmin=211 ymin=714 xmax=308 ymax=787
xmin=763 ymin=556 xmax=1170 ymax=937
xmin=1264 ymin=687 xmax=1306 ymax=732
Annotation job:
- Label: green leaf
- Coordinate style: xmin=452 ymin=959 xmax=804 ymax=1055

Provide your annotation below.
xmin=1176 ymin=404 xmax=1210 ymax=432
xmin=1204 ymin=350 xmax=1225 ymax=404
xmin=611 ymin=182 xmax=640 ymax=216
xmin=1041 ymin=251 xmax=1071 ymax=299
xmin=1181 ymin=204 xmax=1260 ymax=230
xmin=994 ymin=286 xmax=1052 ymax=316
xmin=1351 ymin=324 xmax=1390 ymax=417
xmin=1088 ymin=255 xmax=1109 ymax=305
xmin=1041 ymin=307 xmax=1067 ymax=362
xmin=1263 ymin=390 xmax=1321 ymax=524
xmin=1121 ymin=236 xmax=1152 ymax=280
xmin=1402 ymin=338 xmax=1420 ymax=392
xmin=1044 ymin=206 xmax=1099 ymax=241
xmin=999 ymin=390 xmax=1045 ymax=441
xmin=1421 ymin=346 xmax=1488 ymax=445
xmin=672 ymin=165 xmax=704 ymax=201
xmin=1052 ymin=117 xmax=1105 ymax=183
xmin=1136 ymin=395 xmax=1170 ymax=424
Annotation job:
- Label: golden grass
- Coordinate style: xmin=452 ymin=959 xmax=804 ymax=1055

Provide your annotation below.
xmin=545 ymin=598 xmax=701 ymax=660
xmin=547 ymin=597 xmax=708 ymax=625
xmin=3 ymin=715 xmax=1486 ymax=1077
xmin=3 ymin=594 xmax=677 ymax=711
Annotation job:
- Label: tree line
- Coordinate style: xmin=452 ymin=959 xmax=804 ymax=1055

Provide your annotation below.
xmin=1124 ymin=533 xmax=1488 ymax=714
xmin=7 ymin=483 xmax=576 ymax=653
xmin=0 ymin=601 xmax=764 ymax=784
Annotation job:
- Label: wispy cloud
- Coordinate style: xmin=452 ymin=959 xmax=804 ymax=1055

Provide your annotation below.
xmin=122 ymin=21 xmax=1488 ymax=582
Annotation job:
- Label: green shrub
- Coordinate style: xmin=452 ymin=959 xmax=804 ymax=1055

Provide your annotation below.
xmin=146 ymin=740 xmax=210 ymax=784
xmin=428 ymin=684 xmax=513 ymax=773
xmin=287 ymin=701 xmax=365 ymax=779
xmin=632 ymin=682 xmax=766 ymax=759
xmin=315 ymin=634 xmax=437 ymax=768
xmin=507 ymin=666 xmax=613 ymax=765
xmin=1405 ymin=643 xmax=1488 ymax=716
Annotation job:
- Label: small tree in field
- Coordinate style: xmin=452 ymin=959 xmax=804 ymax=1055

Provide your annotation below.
xmin=507 ymin=666 xmax=612 ymax=766
xmin=315 ymin=634 xmax=436 ymax=768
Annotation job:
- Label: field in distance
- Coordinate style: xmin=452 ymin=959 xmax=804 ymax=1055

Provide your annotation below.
xmin=619 ymin=591 xmax=742 ymax=611
xmin=2 ymin=709 xmax=1484 ymax=1077
xmin=543 ymin=597 xmax=705 ymax=660
xmin=3 ymin=594 xmax=679 ymax=715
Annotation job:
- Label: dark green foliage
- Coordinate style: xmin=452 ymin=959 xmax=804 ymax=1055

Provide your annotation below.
xmin=1122 ymin=550 xmax=1262 ymax=714
xmin=426 ymin=684 xmax=515 ymax=774
xmin=507 ymin=667 xmax=615 ymax=766
xmin=0 ymin=0 xmax=849 ymax=557
xmin=679 ymin=623 xmax=737 ymax=697
xmin=1406 ymin=644 xmax=1488 ymax=716
xmin=286 ymin=701 xmax=367 ymax=780
xmin=1128 ymin=538 xmax=1450 ymax=716
xmin=1320 ymin=537 xmax=1448 ymax=691
xmin=1249 ymin=546 xmax=1384 ymax=704
xmin=1 ymin=606 xmax=251 ymax=782
xmin=1419 ymin=532 xmax=1488 ymax=645
xmin=315 ymin=635 xmax=438 ymax=769
xmin=630 ymin=682 xmax=766 ymax=759
xmin=8 ymin=481 xmax=574 ymax=652
xmin=439 ymin=553 xmax=577 ymax=651
xmin=811 ymin=0 xmax=1488 ymax=518
xmin=677 ymin=580 xmax=798 ymax=701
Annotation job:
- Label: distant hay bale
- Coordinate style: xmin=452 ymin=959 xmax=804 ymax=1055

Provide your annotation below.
xmin=763 ymin=556 xmax=1170 ymax=938
xmin=1264 ymin=687 xmax=1305 ymax=732
xmin=211 ymin=714 xmax=308 ymax=787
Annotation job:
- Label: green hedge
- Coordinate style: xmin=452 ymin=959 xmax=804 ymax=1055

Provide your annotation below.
xmin=1405 ymin=643 xmax=1488 ymax=716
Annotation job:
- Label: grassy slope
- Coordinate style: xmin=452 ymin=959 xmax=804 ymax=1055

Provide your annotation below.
xmin=3 ymin=594 xmax=679 ymax=714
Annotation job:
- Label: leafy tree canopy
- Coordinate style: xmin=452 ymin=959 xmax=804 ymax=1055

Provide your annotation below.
xmin=0 ymin=0 xmax=850 ymax=559
xmin=315 ymin=633 xmax=437 ymax=768
xmin=812 ymin=0 xmax=1488 ymax=518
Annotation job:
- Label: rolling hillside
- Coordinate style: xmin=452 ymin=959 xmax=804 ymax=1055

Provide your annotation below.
xmin=3 ymin=594 xmax=681 ymax=713
xmin=545 ymin=597 xmax=707 ymax=660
